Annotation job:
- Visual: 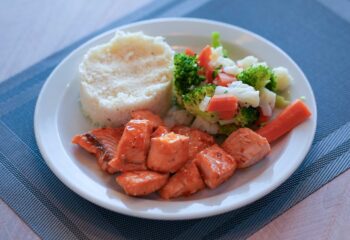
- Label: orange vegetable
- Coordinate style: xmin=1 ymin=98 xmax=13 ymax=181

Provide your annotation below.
xmin=198 ymin=45 xmax=215 ymax=83
xmin=215 ymin=72 xmax=236 ymax=87
xmin=207 ymin=95 xmax=238 ymax=112
xmin=198 ymin=45 xmax=211 ymax=68
xmin=185 ymin=48 xmax=195 ymax=56
xmin=256 ymin=99 xmax=312 ymax=143
xmin=218 ymin=111 xmax=236 ymax=120
xmin=205 ymin=67 xmax=214 ymax=83
xmin=205 ymin=67 xmax=215 ymax=83
xmin=256 ymin=107 xmax=270 ymax=125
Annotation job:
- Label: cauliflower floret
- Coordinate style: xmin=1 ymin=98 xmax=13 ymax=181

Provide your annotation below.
xmin=217 ymin=56 xmax=235 ymax=67
xmin=164 ymin=106 xmax=194 ymax=128
xmin=273 ymin=67 xmax=293 ymax=91
xmin=259 ymin=87 xmax=276 ymax=117
xmin=237 ymin=56 xmax=258 ymax=69
xmin=210 ymin=47 xmax=224 ymax=65
xmin=198 ymin=96 xmax=211 ymax=112
xmin=214 ymin=82 xmax=259 ymax=108
xmin=223 ymin=65 xmax=243 ymax=75
xmin=214 ymin=86 xmax=229 ymax=95
xmin=226 ymin=81 xmax=260 ymax=107
xmin=210 ymin=47 xmax=235 ymax=68
xmin=192 ymin=116 xmax=219 ymax=134
xmin=253 ymin=62 xmax=268 ymax=67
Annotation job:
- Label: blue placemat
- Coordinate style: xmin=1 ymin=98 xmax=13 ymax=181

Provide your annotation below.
xmin=1 ymin=0 xmax=350 ymax=239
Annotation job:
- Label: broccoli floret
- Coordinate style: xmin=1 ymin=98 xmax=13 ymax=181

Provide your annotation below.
xmin=275 ymin=95 xmax=290 ymax=108
xmin=218 ymin=124 xmax=238 ymax=135
xmin=266 ymin=72 xmax=277 ymax=92
xmin=182 ymin=84 xmax=218 ymax=123
xmin=218 ymin=107 xmax=259 ymax=135
xmin=233 ymin=107 xmax=259 ymax=126
xmin=173 ymin=53 xmax=205 ymax=105
xmin=237 ymin=65 xmax=277 ymax=92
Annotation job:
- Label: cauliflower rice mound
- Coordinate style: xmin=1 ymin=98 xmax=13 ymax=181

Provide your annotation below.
xmin=79 ymin=31 xmax=174 ymax=127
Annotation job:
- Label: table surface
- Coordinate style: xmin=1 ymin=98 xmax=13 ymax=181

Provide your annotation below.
xmin=1 ymin=0 xmax=350 ymax=239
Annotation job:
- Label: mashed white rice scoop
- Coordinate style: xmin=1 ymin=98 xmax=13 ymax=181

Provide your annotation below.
xmin=79 ymin=31 xmax=174 ymax=127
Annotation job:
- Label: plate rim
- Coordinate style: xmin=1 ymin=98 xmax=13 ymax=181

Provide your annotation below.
xmin=34 ymin=17 xmax=317 ymax=220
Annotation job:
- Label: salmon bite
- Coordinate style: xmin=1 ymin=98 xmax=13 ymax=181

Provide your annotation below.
xmin=72 ymin=110 xmax=273 ymax=198
xmin=147 ymin=132 xmax=190 ymax=173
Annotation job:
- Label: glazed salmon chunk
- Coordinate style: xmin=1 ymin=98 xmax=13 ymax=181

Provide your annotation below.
xmin=151 ymin=125 xmax=169 ymax=138
xmin=195 ymin=144 xmax=237 ymax=189
xmin=172 ymin=126 xmax=215 ymax=159
xmin=147 ymin=132 xmax=189 ymax=173
xmin=159 ymin=162 xmax=205 ymax=199
xmin=108 ymin=120 xmax=152 ymax=172
xmin=131 ymin=110 xmax=164 ymax=129
xmin=222 ymin=128 xmax=271 ymax=168
xmin=116 ymin=171 xmax=169 ymax=197
xmin=72 ymin=127 xmax=124 ymax=172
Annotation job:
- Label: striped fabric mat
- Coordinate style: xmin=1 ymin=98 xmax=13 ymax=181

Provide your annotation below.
xmin=1 ymin=0 xmax=350 ymax=239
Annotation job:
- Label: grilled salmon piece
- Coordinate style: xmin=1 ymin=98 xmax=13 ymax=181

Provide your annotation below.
xmin=131 ymin=110 xmax=164 ymax=129
xmin=159 ymin=162 xmax=205 ymax=199
xmin=72 ymin=133 xmax=99 ymax=155
xmin=172 ymin=126 xmax=215 ymax=159
xmin=147 ymin=132 xmax=189 ymax=173
xmin=151 ymin=125 xmax=169 ymax=138
xmin=116 ymin=171 xmax=169 ymax=197
xmin=195 ymin=144 xmax=237 ymax=189
xmin=108 ymin=120 xmax=152 ymax=172
xmin=72 ymin=127 xmax=124 ymax=172
xmin=222 ymin=128 xmax=271 ymax=168
xmin=171 ymin=125 xmax=192 ymax=136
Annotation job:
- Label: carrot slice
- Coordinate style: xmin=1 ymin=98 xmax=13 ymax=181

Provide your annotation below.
xmin=256 ymin=99 xmax=312 ymax=143
xmin=198 ymin=45 xmax=211 ymax=68
xmin=218 ymin=111 xmax=236 ymax=120
xmin=207 ymin=95 xmax=238 ymax=112
xmin=185 ymin=48 xmax=195 ymax=56
xmin=198 ymin=45 xmax=215 ymax=83
xmin=205 ymin=66 xmax=215 ymax=83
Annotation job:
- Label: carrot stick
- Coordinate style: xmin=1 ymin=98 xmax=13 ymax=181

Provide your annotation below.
xmin=207 ymin=95 xmax=238 ymax=112
xmin=256 ymin=99 xmax=312 ymax=143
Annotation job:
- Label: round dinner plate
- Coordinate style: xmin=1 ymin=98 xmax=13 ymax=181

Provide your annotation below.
xmin=34 ymin=18 xmax=317 ymax=220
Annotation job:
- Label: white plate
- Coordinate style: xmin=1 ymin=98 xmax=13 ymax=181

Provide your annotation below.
xmin=34 ymin=18 xmax=317 ymax=220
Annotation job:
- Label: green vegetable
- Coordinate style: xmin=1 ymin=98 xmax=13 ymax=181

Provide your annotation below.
xmin=266 ymin=71 xmax=277 ymax=92
xmin=237 ymin=65 xmax=277 ymax=91
xmin=212 ymin=68 xmax=220 ymax=79
xmin=182 ymin=84 xmax=217 ymax=123
xmin=275 ymin=95 xmax=290 ymax=108
xmin=218 ymin=124 xmax=238 ymax=135
xmin=233 ymin=107 xmax=259 ymax=126
xmin=173 ymin=53 xmax=205 ymax=105
xmin=211 ymin=32 xmax=228 ymax=57
xmin=219 ymin=107 xmax=259 ymax=135
xmin=212 ymin=32 xmax=221 ymax=48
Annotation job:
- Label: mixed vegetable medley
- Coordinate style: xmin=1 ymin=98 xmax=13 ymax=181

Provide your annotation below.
xmin=173 ymin=32 xmax=292 ymax=135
